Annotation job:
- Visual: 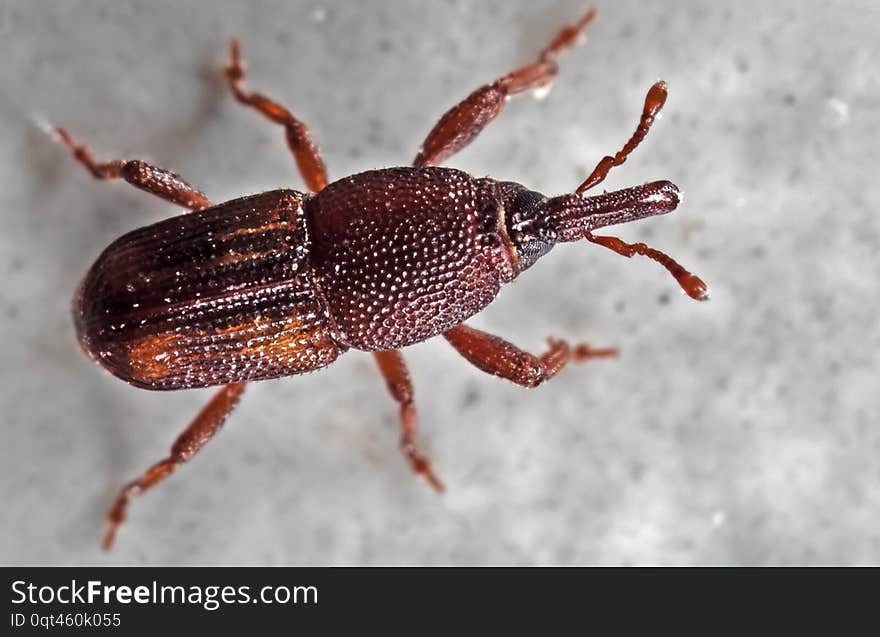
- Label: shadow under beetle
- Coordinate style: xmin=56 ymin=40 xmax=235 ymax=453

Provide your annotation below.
xmin=57 ymin=7 xmax=708 ymax=549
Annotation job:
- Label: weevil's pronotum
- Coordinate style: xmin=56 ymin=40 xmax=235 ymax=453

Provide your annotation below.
xmin=58 ymin=7 xmax=707 ymax=548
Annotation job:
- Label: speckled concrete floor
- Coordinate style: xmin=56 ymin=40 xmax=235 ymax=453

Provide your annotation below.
xmin=2 ymin=0 xmax=878 ymax=565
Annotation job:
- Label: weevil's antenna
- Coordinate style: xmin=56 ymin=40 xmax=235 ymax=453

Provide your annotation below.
xmin=576 ymin=81 xmax=669 ymax=194
xmin=584 ymin=232 xmax=708 ymax=300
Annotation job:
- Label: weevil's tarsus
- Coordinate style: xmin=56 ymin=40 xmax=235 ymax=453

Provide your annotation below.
xmin=226 ymin=39 xmax=328 ymax=192
xmin=55 ymin=127 xmax=212 ymax=211
xmin=102 ymin=382 xmax=246 ymax=550
xmin=373 ymin=350 xmax=444 ymax=492
xmin=444 ymin=323 xmax=616 ymax=388
xmin=577 ymin=81 xmax=669 ymax=194
xmin=571 ymin=343 xmax=619 ymax=361
xmin=541 ymin=6 xmax=598 ymax=57
xmin=414 ymin=6 xmax=596 ymax=167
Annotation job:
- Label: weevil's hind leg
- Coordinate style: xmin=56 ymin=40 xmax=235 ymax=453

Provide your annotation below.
xmin=444 ymin=324 xmax=616 ymax=387
xmin=372 ymin=350 xmax=444 ymax=492
xmin=413 ymin=6 xmax=596 ymax=167
xmin=55 ymin=127 xmax=212 ymax=212
xmin=576 ymin=81 xmax=668 ymax=194
xmin=102 ymin=382 xmax=246 ymax=550
xmin=225 ymin=40 xmax=327 ymax=192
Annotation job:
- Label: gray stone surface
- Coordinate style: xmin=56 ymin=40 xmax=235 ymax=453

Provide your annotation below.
xmin=1 ymin=0 xmax=878 ymax=565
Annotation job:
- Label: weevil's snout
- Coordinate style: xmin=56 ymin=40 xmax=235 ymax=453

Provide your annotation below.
xmin=538 ymin=180 xmax=681 ymax=243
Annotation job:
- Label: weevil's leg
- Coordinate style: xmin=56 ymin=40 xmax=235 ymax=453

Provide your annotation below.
xmin=414 ymin=6 xmax=596 ymax=167
xmin=102 ymin=382 xmax=246 ymax=550
xmin=55 ymin=127 xmax=211 ymax=212
xmin=372 ymin=350 xmax=444 ymax=492
xmin=225 ymin=40 xmax=327 ymax=192
xmin=575 ymin=81 xmax=668 ymax=194
xmin=585 ymin=233 xmax=709 ymax=300
xmin=444 ymin=324 xmax=616 ymax=387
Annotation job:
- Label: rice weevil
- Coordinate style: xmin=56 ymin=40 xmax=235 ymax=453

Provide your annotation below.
xmin=58 ymin=7 xmax=708 ymax=548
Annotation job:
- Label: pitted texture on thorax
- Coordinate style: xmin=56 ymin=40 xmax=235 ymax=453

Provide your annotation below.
xmin=306 ymin=167 xmax=516 ymax=350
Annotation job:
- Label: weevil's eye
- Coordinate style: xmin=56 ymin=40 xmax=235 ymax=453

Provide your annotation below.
xmin=514 ymin=235 xmax=555 ymax=271
xmin=502 ymin=186 xmax=554 ymax=271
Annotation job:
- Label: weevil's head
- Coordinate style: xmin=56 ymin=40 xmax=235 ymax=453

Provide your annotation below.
xmin=498 ymin=178 xmax=706 ymax=300
xmin=499 ymin=179 xmax=682 ymax=272
xmin=497 ymin=182 xmax=555 ymax=271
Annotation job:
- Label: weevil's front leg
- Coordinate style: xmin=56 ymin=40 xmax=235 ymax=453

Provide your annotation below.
xmin=444 ymin=324 xmax=616 ymax=388
xmin=56 ymin=128 xmax=212 ymax=211
xmin=576 ymin=81 xmax=668 ymax=194
xmin=372 ymin=350 xmax=444 ymax=493
xmin=226 ymin=40 xmax=327 ymax=192
xmin=414 ymin=6 xmax=596 ymax=167
xmin=102 ymin=382 xmax=246 ymax=550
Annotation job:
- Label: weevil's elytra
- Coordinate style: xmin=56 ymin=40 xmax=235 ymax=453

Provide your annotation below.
xmin=75 ymin=189 xmax=344 ymax=390
xmin=58 ymin=7 xmax=707 ymax=549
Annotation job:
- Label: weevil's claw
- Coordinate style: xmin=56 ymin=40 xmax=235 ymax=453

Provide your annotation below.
xmin=54 ymin=126 xmax=92 ymax=164
xmin=102 ymin=501 xmax=126 ymax=551
xmin=421 ymin=466 xmax=446 ymax=494
xmin=55 ymin=126 xmax=75 ymax=148
xmin=403 ymin=442 xmax=445 ymax=493
xmin=541 ymin=6 xmax=597 ymax=58
xmin=571 ymin=344 xmax=619 ymax=362
xmin=225 ymin=39 xmax=244 ymax=82
xmin=101 ymin=525 xmax=118 ymax=552
xmin=101 ymin=481 xmax=138 ymax=551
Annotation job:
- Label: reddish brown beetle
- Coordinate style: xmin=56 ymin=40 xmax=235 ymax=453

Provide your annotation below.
xmin=58 ymin=7 xmax=707 ymax=549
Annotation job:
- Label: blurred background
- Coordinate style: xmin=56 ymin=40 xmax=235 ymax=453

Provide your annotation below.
xmin=1 ymin=0 xmax=878 ymax=564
